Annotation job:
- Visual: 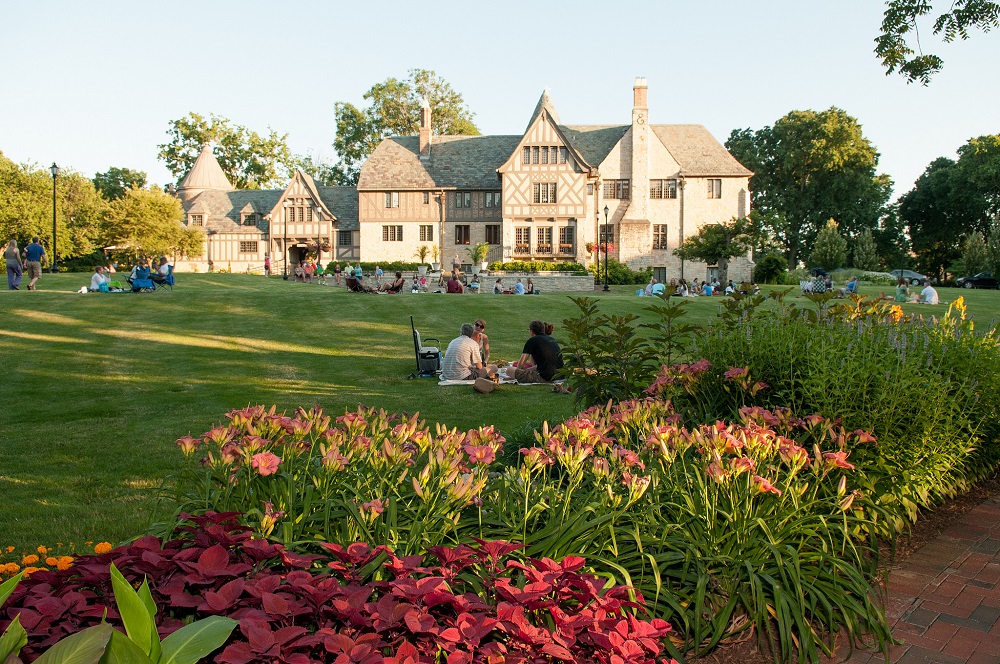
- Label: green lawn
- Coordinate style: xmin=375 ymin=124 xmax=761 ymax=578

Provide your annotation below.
xmin=2 ymin=274 xmax=996 ymax=550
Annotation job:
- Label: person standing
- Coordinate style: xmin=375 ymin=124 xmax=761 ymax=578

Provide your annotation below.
xmin=453 ymin=254 xmax=461 ymax=274
xmin=22 ymin=237 xmax=45 ymax=290
xmin=5 ymin=239 xmax=23 ymax=290
xmin=375 ymin=265 xmax=383 ymax=285
xmin=264 ymin=254 xmax=272 ymax=277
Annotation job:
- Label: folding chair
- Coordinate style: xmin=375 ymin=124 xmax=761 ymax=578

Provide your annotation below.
xmin=131 ymin=267 xmax=156 ymax=293
xmin=410 ymin=316 xmax=440 ymax=375
xmin=154 ymin=265 xmax=174 ymax=292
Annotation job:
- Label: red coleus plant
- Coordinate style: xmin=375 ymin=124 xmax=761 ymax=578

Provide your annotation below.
xmin=1 ymin=513 xmax=676 ymax=663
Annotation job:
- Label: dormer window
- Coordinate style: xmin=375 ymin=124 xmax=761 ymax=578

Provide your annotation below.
xmin=242 ymin=213 xmax=257 ymax=226
xmin=189 ymin=214 xmax=204 ymax=226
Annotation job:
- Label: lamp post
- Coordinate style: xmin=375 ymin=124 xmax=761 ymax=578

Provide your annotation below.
xmin=282 ymin=206 xmax=289 ymax=280
xmin=602 ymin=205 xmax=610 ymax=292
xmin=50 ymin=163 xmax=60 ymax=273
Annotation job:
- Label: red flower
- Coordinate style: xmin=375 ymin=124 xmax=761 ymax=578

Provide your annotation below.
xmin=823 ymin=450 xmax=856 ymax=470
xmin=250 ymin=451 xmax=281 ymax=476
xmin=464 ymin=444 xmax=496 ymax=465
xmin=753 ymin=475 xmax=783 ymax=496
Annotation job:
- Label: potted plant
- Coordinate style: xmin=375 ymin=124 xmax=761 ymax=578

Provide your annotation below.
xmin=470 ymin=241 xmax=491 ymax=274
xmin=431 ymin=245 xmax=440 ymax=272
xmin=414 ymin=245 xmax=430 ymax=276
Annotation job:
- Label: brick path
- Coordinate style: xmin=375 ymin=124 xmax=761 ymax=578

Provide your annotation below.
xmin=845 ymin=496 xmax=1000 ymax=663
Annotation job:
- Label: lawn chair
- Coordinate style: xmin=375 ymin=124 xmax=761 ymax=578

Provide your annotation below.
xmin=346 ymin=277 xmax=367 ymax=292
xmin=411 ymin=316 xmax=440 ymax=376
xmin=131 ymin=267 xmax=156 ymax=293
xmin=154 ymin=265 xmax=174 ymax=292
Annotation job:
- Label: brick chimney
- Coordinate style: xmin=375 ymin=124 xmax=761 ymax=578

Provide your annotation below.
xmin=419 ymin=97 xmax=432 ymax=159
xmin=629 ymin=77 xmax=649 ymax=219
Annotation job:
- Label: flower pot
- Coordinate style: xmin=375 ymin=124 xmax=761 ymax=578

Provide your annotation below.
xmin=417 ymin=265 xmax=428 ymax=276
xmin=471 ymin=265 xmax=481 ymax=275
xmin=431 ymin=263 xmax=440 ymax=272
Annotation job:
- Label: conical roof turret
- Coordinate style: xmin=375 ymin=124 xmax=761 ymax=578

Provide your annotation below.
xmin=177 ymin=145 xmax=234 ymax=196
xmin=525 ymin=89 xmax=561 ymax=132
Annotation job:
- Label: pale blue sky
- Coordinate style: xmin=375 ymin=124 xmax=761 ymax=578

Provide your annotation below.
xmin=1 ymin=0 xmax=997 ymax=199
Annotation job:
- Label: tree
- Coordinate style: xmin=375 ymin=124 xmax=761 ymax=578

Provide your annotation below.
xmin=158 ymin=113 xmax=296 ymax=189
xmin=673 ymin=217 xmax=750 ymax=278
xmin=962 ymin=230 xmax=989 ymax=274
xmin=876 ymin=1 xmax=1000 ymax=84
xmin=101 ymin=187 xmax=203 ymax=259
xmin=986 ymin=220 xmax=1000 ymax=274
xmin=810 ymin=219 xmax=848 ymax=270
xmin=93 ymin=167 xmax=147 ymax=200
xmin=900 ymin=136 xmax=1000 ymax=277
xmin=332 ymin=69 xmax=480 ymax=185
xmin=852 ymin=227 xmax=880 ymax=271
xmin=726 ymin=108 xmax=891 ymax=270
xmin=0 ymin=150 xmax=105 ymax=259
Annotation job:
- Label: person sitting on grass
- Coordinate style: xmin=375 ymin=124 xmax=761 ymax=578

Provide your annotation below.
xmin=473 ymin=319 xmax=490 ymax=365
xmin=494 ymin=278 xmax=504 ymax=294
xmin=446 ymin=272 xmax=464 ymax=293
xmin=90 ymin=265 xmax=109 ymax=292
xmin=514 ymin=279 xmax=525 ymax=295
xmin=918 ymin=279 xmax=939 ymax=305
xmin=505 ymin=320 xmax=563 ymax=384
xmin=380 ymin=271 xmax=406 ymax=293
xmin=441 ymin=323 xmax=497 ymax=381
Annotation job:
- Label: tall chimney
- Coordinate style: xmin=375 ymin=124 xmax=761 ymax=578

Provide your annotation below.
xmin=630 ymin=77 xmax=649 ymax=219
xmin=419 ymin=97 xmax=432 ymax=159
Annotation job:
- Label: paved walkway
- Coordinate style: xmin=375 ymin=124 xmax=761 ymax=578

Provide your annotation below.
xmin=845 ymin=496 xmax=1000 ymax=663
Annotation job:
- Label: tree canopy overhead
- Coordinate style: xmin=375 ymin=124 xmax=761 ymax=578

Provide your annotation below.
xmin=332 ymin=69 xmax=480 ymax=186
xmin=93 ymin=166 xmax=147 ymax=201
xmin=158 ymin=113 xmax=297 ymax=190
xmin=725 ymin=108 xmax=892 ymax=269
xmin=876 ymin=1 xmax=999 ymax=84
xmin=673 ymin=217 xmax=751 ymax=277
xmin=101 ymin=187 xmax=203 ymax=259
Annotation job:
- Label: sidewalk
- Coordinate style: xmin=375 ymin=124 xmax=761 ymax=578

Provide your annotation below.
xmin=846 ymin=496 xmax=1000 ymax=663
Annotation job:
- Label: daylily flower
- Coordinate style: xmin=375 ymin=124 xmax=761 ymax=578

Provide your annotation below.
xmin=823 ymin=450 xmax=856 ymax=470
xmin=853 ymin=429 xmax=877 ymax=444
xmin=251 ymin=451 xmax=282 ymax=476
xmin=360 ymin=499 xmax=385 ymax=517
xmin=724 ymin=366 xmax=749 ymax=381
xmin=464 ymin=444 xmax=496 ymax=465
xmin=176 ymin=436 xmax=198 ymax=456
xmin=731 ymin=456 xmax=756 ymax=474
xmin=753 ymin=475 xmax=783 ymax=496
xmin=706 ymin=462 xmax=729 ymax=483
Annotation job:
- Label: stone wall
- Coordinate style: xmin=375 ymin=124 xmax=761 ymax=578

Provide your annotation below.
xmin=477 ymin=272 xmax=594 ymax=294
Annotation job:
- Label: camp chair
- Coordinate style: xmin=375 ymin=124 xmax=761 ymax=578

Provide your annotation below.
xmin=131 ymin=267 xmax=155 ymax=293
xmin=346 ymin=277 xmax=366 ymax=292
xmin=411 ymin=316 xmax=440 ymax=375
xmin=154 ymin=265 xmax=174 ymax=292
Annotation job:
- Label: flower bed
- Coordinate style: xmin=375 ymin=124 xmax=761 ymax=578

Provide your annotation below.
xmin=0 ymin=514 xmax=677 ymax=664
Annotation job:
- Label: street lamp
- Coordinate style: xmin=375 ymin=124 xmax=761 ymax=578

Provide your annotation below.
xmin=602 ymin=205 xmax=610 ymax=292
xmin=50 ymin=163 xmax=60 ymax=273
xmin=282 ymin=206 xmax=289 ymax=280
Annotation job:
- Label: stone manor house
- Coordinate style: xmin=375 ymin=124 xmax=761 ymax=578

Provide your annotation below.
xmin=173 ymin=78 xmax=753 ymax=283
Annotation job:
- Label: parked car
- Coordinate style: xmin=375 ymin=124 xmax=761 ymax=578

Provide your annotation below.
xmin=889 ymin=269 xmax=926 ymax=285
xmin=808 ymin=267 xmax=828 ymax=277
xmin=956 ymin=271 xmax=999 ymax=289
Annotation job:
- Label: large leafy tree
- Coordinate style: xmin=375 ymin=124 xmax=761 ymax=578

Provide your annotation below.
xmin=899 ymin=135 xmax=1000 ymax=276
xmin=673 ymin=217 xmax=751 ymax=277
xmin=726 ymin=108 xmax=892 ymax=269
xmin=101 ymin=187 xmax=203 ymax=259
xmin=876 ymin=1 xmax=999 ymax=84
xmin=93 ymin=166 xmax=147 ymax=201
xmin=0 ymin=151 xmax=105 ymax=259
xmin=332 ymin=69 xmax=480 ymax=185
xmin=158 ymin=113 xmax=297 ymax=189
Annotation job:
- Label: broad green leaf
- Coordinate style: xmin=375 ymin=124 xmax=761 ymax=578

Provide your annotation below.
xmin=0 ymin=573 xmax=23 ymax=609
xmin=35 ymin=623 xmax=113 ymax=664
xmin=0 ymin=615 xmax=28 ymax=662
xmin=99 ymin=630 xmax=154 ymax=664
xmin=136 ymin=581 xmax=161 ymax=662
xmin=109 ymin=564 xmax=154 ymax=657
xmin=159 ymin=616 xmax=239 ymax=664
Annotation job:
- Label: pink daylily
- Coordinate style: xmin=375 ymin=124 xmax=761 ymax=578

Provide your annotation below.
xmin=464 ymin=444 xmax=496 ymax=465
xmin=823 ymin=451 xmax=856 ymax=470
xmin=250 ymin=451 xmax=282 ymax=476
xmin=753 ymin=475 xmax=783 ymax=496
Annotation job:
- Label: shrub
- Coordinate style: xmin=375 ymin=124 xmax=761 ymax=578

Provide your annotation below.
xmin=0 ymin=515 xmax=678 ymax=664
xmin=327 ymin=261 xmax=423 ymax=274
xmin=486 ymin=260 xmax=585 ymax=273
xmin=588 ymin=258 xmax=652 ymax=285
xmin=753 ymin=252 xmax=787 ymax=284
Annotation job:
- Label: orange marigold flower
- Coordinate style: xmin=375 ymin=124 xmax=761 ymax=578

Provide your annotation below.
xmin=22 ymin=566 xmax=41 ymax=576
xmin=4 ymin=563 xmax=19 ymax=574
xmin=5 ymin=546 xmax=14 ymax=553
xmin=56 ymin=557 xmax=74 ymax=571
xmin=37 ymin=545 xmax=49 ymax=555
xmin=94 ymin=542 xmax=113 ymax=555
xmin=45 ymin=557 xmax=59 ymax=567
xmin=21 ymin=554 xmax=39 ymax=565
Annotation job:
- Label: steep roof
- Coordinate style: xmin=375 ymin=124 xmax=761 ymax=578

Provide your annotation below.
xmin=358 ymin=135 xmax=519 ymax=190
xmin=317 ymin=186 xmax=359 ymax=231
xmin=651 ymin=125 xmax=753 ymax=177
xmin=525 ymin=90 xmax=561 ymax=133
xmin=178 ymin=146 xmax=234 ymax=192
xmin=560 ymin=125 xmax=630 ymax=166
xmin=184 ymin=190 xmax=282 ymax=233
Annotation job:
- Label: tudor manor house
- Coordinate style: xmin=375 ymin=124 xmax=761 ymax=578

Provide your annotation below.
xmin=174 ymin=78 xmax=754 ymax=283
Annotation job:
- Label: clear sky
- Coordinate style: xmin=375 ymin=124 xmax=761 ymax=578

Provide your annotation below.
xmin=1 ymin=0 xmax=997 ymax=200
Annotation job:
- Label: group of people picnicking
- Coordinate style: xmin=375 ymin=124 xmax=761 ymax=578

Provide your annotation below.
xmin=440 ymin=318 xmax=564 ymax=386
xmin=888 ymin=277 xmax=939 ymax=305
xmin=83 ymin=257 xmax=171 ymax=292
xmin=646 ymin=276 xmax=740 ymax=297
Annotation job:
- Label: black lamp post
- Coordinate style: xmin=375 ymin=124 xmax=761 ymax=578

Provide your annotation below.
xmin=282 ymin=207 xmax=289 ymax=280
xmin=602 ymin=205 xmax=610 ymax=292
xmin=50 ymin=163 xmax=60 ymax=273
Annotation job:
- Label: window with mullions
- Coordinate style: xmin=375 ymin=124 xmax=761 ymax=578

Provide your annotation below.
xmin=536 ymin=227 xmax=552 ymax=254
xmin=515 ymin=227 xmax=531 ymax=254
xmin=455 ymin=225 xmax=471 ymax=245
xmin=707 ymin=179 xmax=722 ymax=199
xmin=338 ymin=230 xmax=352 ymax=246
xmin=485 ymin=224 xmax=501 ymax=244
xmin=189 ymin=214 xmax=204 ymax=226
xmin=602 ymin=180 xmax=630 ymax=200
xmin=485 ymin=192 xmax=501 ymax=208
xmin=239 ymin=241 xmax=258 ymax=253
xmin=653 ymin=224 xmax=668 ymax=250
xmin=382 ymin=225 xmax=403 ymax=242
xmin=599 ymin=224 xmax=613 ymax=245
xmin=532 ymin=182 xmax=557 ymax=204
xmin=242 ymin=213 xmax=257 ymax=226
xmin=455 ymin=192 xmax=472 ymax=209
xmin=419 ymin=225 xmax=434 ymax=242
xmin=385 ymin=192 xmax=400 ymax=208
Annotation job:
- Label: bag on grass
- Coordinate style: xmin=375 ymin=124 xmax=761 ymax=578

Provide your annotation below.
xmin=473 ymin=377 xmax=496 ymax=394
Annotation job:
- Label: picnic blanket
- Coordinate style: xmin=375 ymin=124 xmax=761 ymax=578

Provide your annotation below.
xmin=438 ymin=378 xmax=564 ymax=386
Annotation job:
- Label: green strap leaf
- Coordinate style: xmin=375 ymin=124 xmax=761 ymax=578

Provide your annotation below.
xmin=159 ymin=616 xmax=239 ymax=664
xmin=109 ymin=564 xmax=154 ymax=657
xmin=0 ymin=573 xmax=24 ymax=610
xmin=137 ymin=581 xmax=161 ymax=662
xmin=0 ymin=615 xmax=28 ymax=662
xmin=34 ymin=623 xmax=113 ymax=664
xmin=99 ymin=630 xmax=155 ymax=664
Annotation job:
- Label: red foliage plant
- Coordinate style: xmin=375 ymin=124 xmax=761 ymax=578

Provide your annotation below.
xmin=1 ymin=513 xmax=677 ymax=663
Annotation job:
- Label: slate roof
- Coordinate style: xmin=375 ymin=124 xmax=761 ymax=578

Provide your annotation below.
xmin=358 ymin=135 xmax=519 ymax=191
xmin=560 ymin=125 xmax=630 ymax=167
xmin=651 ymin=125 xmax=753 ymax=177
xmin=317 ymin=186 xmax=359 ymax=231
xmin=525 ymin=90 xmax=561 ymax=133
xmin=187 ymin=190 xmax=282 ymax=233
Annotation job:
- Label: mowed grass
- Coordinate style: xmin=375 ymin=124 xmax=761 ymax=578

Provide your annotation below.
xmin=2 ymin=273 xmax=997 ymax=550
